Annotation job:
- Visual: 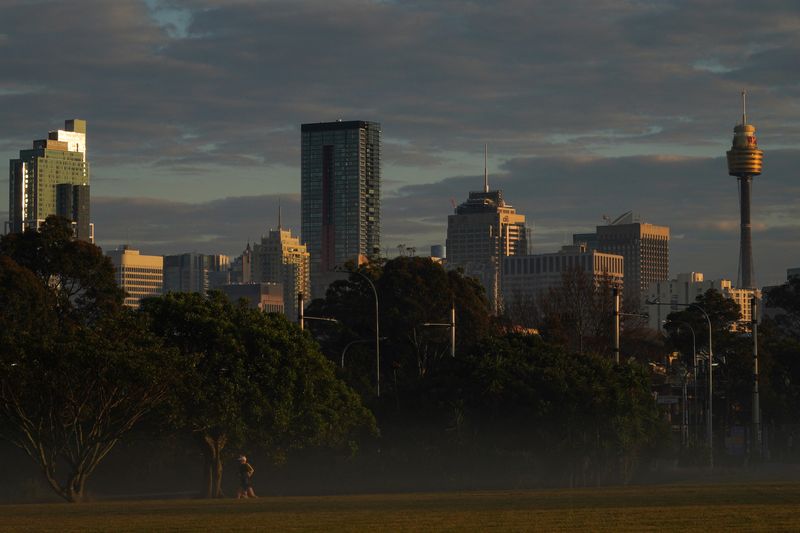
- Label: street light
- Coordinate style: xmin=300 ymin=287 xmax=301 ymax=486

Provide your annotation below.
xmin=647 ymin=299 xmax=714 ymax=468
xmin=664 ymin=319 xmax=697 ymax=446
xmin=338 ymin=268 xmax=381 ymax=398
xmin=422 ymin=302 xmax=456 ymax=358
xmin=341 ymin=337 xmax=387 ymax=369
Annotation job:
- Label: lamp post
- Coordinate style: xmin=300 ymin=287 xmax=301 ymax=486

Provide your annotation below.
xmin=690 ymin=303 xmax=714 ymax=470
xmin=341 ymin=337 xmax=387 ymax=369
xmin=664 ymin=319 xmax=697 ymax=446
xmin=647 ymin=299 xmax=714 ymax=468
xmin=340 ymin=268 xmax=381 ymax=398
xmin=422 ymin=301 xmax=457 ymax=358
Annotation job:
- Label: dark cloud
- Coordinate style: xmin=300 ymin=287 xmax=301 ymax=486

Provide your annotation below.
xmin=1 ymin=1 xmax=799 ymax=286
xmin=93 ymin=194 xmax=297 ymax=257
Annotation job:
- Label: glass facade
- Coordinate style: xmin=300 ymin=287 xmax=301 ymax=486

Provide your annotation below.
xmin=7 ymin=120 xmax=91 ymax=240
xmin=301 ymin=121 xmax=380 ymax=297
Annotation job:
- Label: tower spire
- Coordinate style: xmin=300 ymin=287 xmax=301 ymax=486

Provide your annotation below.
xmin=742 ymin=89 xmax=747 ymax=126
xmin=483 ymin=143 xmax=489 ymax=193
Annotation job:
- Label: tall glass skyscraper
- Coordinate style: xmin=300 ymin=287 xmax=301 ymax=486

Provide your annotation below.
xmin=301 ymin=120 xmax=381 ymax=297
xmin=7 ymin=119 xmax=92 ymax=241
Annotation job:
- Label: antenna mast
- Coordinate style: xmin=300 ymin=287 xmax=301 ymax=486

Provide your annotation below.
xmin=277 ymin=198 xmax=282 ymax=230
xmin=483 ymin=143 xmax=489 ymax=193
xmin=742 ymin=90 xmax=747 ymax=126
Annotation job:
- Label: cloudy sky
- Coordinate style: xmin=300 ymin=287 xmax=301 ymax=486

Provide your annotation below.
xmin=1 ymin=0 xmax=799 ymax=286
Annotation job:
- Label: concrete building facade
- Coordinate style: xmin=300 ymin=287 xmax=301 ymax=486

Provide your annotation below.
xmin=219 ymin=282 xmax=284 ymax=314
xmin=644 ymin=272 xmax=759 ymax=332
xmin=575 ymin=212 xmax=669 ymax=309
xmin=502 ymin=244 xmax=624 ymax=306
xmin=251 ymin=226 xmax=310 ymax=322
xmin=446 ymin=189 xmax=528 ymax=311
xmin=106 ymin=246 xmax=163 ymax=308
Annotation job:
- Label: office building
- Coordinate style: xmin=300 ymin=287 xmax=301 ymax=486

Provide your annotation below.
xmin=106 ymin=246 xmax=163 ymax=308
xmin=446 ymin=155 xmax=527 ymax=311
xmin=219 ymin=282 xmax=284 ymax=314
xmin=8 ymin=119 xmax=93 ymax=241
xmin=502 ymin=244 xmax=624 ymax=306
xmin=230 ymin=244 xmax=253 ymax=284
xmin=575 ymin=212 xmax=669 ymax=309
xmin=163 ymin=253 xmax=230 ymax=294
xmin=787 ymin=268 xmax=799 ymax=280
xmin=301 ymin=120 xmax=381 ymax=297
xmin=644 ymin=272 xmax=759 ymax=332
xmin=251 ymin=223 xmax=310 ymax=322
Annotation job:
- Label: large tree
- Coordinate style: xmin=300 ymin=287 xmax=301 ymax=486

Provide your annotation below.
xmin=0 ymin=218 xmax=176 ymax=502
xmin=309 ymin=256 xmax=494 ymax=395
xmin=140 ymin=291 xmax=376 ymax=498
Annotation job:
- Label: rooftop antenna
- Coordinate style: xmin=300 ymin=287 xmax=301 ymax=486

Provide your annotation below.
xmin=742 ymin=89 xmax=747 ymax=126
xmin=483 ymin=144 xmax=489 ymax=193
xmin=277 ymin=197 xmax=282 ymax=230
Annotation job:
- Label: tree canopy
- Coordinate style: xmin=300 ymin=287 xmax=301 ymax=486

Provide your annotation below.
xmin=0 ymin=217 xmax=176 ymax=502
xmin=140 ymin=291 xmax=376 ymax=498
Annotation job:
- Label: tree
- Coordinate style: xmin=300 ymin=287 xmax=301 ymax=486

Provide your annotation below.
xmin=0 ymin=216 xmax=123 ymax=320
xmin=309 ymin=257 xmax=494 ymax=395
xmin=140 ymin=291 xmax=376 ymax=498
xmin=0 ymin=220 xmax=175 ymax=502
xmin=536 ymin=269 xmax=617 ymax=357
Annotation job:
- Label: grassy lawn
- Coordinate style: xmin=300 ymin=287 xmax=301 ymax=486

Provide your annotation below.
xmin=1 ymin=483 xmax=799 ymax=532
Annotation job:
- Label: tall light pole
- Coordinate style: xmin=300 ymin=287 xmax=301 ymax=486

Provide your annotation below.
xmin=665 ymin=319 xmax=697 ymax=445
xmin=612 ymin=286 xmax=621 ymax=364
xmin=752 ymin=296 xmax=761 ymax=459
xmin=423 ymin=301 xmax=457 ymax=358
xmin=690 ymin=303 xmax=714 ymax=470
xmin=343 ymin=269 xmax=381 ymax=398
xmin=647 ymin=299 xmax=714 ymax=468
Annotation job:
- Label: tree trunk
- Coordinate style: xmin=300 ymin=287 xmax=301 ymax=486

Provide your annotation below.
xmin=201 ymin=434 xmax=227 ymax=498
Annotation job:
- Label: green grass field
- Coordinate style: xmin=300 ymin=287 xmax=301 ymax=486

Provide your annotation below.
xmin=1 ymin=483 xmax=799 ymax=532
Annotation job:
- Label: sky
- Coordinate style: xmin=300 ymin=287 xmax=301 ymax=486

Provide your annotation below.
xmin=1 ymin=0 xmax=799 ymax=286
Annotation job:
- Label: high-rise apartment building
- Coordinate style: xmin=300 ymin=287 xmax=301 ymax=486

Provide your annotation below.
xmin=446 ymin=180 xmax=527 ymax=312
xmin=8 ymin=119 xmax=92 ymax=241
xmin=106 ymin=246 xmax=163 ymax=308
xmin=251 ymin=224 xmax=310 ymax=322
xmin=575 ymin=212 xmax=669 ymax=309
xmin=301 ymin=121 xmax=381 ymax=297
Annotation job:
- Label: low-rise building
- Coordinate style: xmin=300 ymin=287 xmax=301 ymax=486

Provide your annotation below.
xmin=501 ymin=244 xmax=624 ymax=307
xmin=219 ymin=282 xmax=284 ymax=314
xmin=106 ymin=246 xmax=163 ymax=308
xmin=644 ymin=272 xmax=759 ymax=331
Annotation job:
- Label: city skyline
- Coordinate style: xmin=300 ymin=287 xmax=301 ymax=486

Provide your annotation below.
xmin=1 ymin=1 xmax=799 ymax=285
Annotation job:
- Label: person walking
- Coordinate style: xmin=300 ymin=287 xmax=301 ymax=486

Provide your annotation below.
xmin=236 ymin=455 xmax=256 ymax=499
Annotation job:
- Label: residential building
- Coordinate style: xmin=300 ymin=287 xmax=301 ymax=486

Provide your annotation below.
xmin=251 ymin=224 xmax=310 ymax=322
xmin=219 ymin=282 xmax=284 ymax=314
xmin=7 ymin=119 xmax=93 ymax=241
xmin=301 ymin=120 xmax=381 ymax=297
xmin=502 ymin=244 xmax=624 ymax=306
xmin=644 ymin=272 xmax=759 ymax=331
xmin=446 ymin=187 xmax=528 ymax=312
xmin=106 ymin=246 xmax=163 ymax=308
xmin=575 ymin=211 xmax=669 ymax=309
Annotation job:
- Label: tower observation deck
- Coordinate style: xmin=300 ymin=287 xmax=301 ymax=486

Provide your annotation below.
xmin=726 ymin=91 xmax=763 ymax=289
